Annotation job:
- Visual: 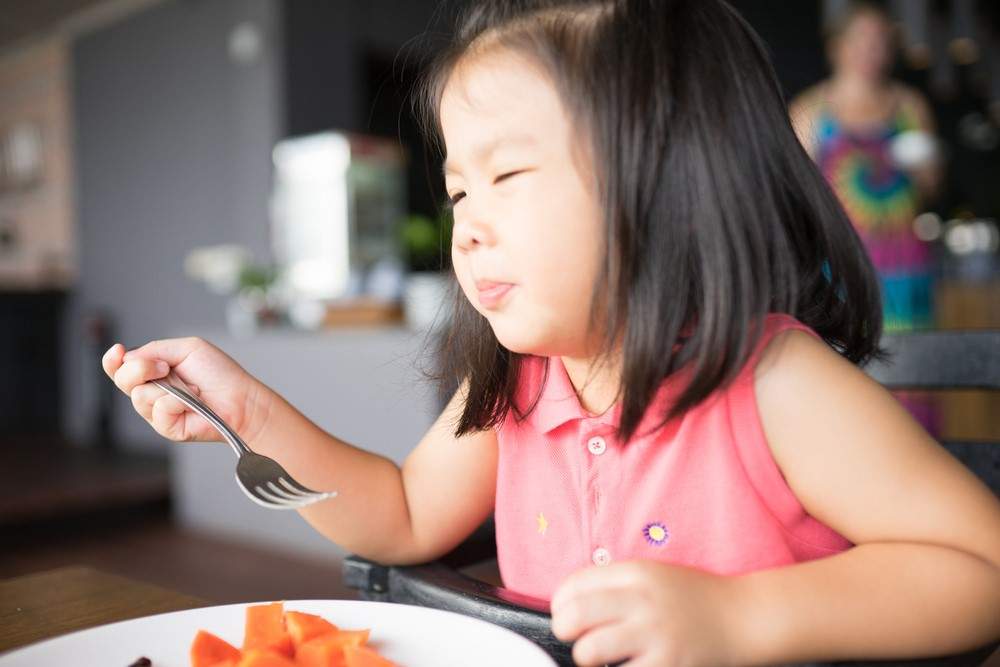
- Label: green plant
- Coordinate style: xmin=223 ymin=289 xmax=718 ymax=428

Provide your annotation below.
xmin=399 ymin=211 xmax=452 ymax=272
xmin=238 ymin=264 xmax=279 ymax=292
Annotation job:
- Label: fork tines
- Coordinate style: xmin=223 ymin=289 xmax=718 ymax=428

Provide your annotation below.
xmin=244 ymin=477 xmax=338 ymax=510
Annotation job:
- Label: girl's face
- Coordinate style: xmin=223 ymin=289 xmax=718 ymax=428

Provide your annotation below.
xmin=440 ymin=49 xmax=605 ymax=358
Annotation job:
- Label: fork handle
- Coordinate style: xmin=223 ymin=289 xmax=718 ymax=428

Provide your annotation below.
xmin=151 ymin=374 xmax=251 ymax=457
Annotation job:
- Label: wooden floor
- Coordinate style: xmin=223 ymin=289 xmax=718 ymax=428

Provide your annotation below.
xmin=0 ymin=502 xmax=359 ymax=604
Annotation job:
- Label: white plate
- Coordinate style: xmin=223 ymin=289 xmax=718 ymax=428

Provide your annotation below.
xmin=0 ymin=599 xmax=557 ymax=666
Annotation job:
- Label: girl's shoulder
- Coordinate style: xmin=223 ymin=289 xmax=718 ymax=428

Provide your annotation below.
xmin=748 ymin=313 xmax=823 ymax=369
xmin=741 ymin=313 xmax=842 ymax=418
xmin=751 ymin=312 xmax=877 ymax=468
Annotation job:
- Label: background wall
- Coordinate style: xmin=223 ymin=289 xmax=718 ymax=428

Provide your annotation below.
xmin=62 ymin=0 xmax=284 ymax=450
xmin=60 ymin=0 xmax=447 ymax=453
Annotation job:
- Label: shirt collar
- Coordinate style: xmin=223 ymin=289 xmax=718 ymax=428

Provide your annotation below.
xmin=527 ymin=356 xmax=622 ymax=434
xmin=525 ymin=356 xmax=688 ymax=437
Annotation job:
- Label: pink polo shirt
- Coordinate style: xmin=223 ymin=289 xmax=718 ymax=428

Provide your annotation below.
xmin=494 ymin=313 xmax=853 ymax=602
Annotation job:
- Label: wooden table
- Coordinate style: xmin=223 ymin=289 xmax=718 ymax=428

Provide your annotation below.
xmin=0 ymin=566 xmax=206 ymax=654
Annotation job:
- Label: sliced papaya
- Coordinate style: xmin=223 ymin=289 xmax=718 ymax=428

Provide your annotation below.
xmin=328 ymin=629 xmax=370 ymax=649
xmin=238 ymin=648 xmax=298 ymax=667
xmin=294 ymin=635 xmax=347 ymax=667
xmin=294 ymin=630 xmax=369 ymax=667
xmin=285 ymin=611 xmax=339 ymax=646
xmin=342 ymin=644 xmax=397 ymax=667
xmin=244 ymin=602 xmax=294 ymax=658
xmin=193 ymin=604 xmax=390 ymax=667
xmin=190 ymin=629 xmax=243 ymax=667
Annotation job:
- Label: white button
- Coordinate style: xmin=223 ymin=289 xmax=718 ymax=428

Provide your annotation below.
xmin=592 ymin=547 xmax=611 ymax=566
xmin=587 ymin=436 xmax=607 ymax=455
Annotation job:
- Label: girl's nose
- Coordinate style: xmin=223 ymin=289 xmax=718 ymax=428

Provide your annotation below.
xmin=452 ymin=217 xmax=496 ymax=252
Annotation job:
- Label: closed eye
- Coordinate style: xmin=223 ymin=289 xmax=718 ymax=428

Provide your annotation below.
xmin=494 ymin=170 xmax=524 ymax=184
xmin=446 ymin=170 xmax=530 ymax=208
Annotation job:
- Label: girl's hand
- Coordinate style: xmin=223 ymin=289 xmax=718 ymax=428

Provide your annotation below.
xmin=102 ymin=337 xmax=274 ymax=447
xmin=550 ymin=560 xmax=748 ymax=667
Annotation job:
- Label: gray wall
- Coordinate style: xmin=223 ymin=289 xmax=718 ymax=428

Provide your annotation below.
xmin=59 ymin=0 xmax=447 ymax=559
xmin=62 ymin=0 xmax=445 ymax=451
xmin=63 ymin=0 xmax=284 ymax=450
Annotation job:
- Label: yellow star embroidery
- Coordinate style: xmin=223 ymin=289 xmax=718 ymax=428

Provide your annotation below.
xmin=536 ymin=512 xmax=548 ymax=535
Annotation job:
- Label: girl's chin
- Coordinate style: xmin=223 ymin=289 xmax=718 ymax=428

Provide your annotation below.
xmin=488 ymin=323 xmax=547 ymax=356
xmin=490 ymin=324 xmax=567 ymax=358
xmin=493 ymin=336 xmax=541 ymax=356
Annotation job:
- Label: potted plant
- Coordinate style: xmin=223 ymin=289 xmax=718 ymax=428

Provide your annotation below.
xmin=184 ymin=244 xmax=281 ymax=336
xmin=398 ymin=211 xmax=452 ymax=330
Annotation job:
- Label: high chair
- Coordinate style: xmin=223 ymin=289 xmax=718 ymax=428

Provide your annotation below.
xmin=344 ymin=330 xmax=1000 ymax=666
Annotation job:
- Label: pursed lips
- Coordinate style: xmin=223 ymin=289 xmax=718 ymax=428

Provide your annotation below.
xmin=475 ymin=279 xmax=516 ymax=308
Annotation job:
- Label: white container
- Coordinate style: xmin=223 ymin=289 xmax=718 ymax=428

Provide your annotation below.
xmin=403 ymin=271 xmax=451 ymax=331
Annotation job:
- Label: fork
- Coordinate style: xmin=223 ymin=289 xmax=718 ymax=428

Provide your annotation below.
xmin=151 ymin=371 xmax=337 ymax=510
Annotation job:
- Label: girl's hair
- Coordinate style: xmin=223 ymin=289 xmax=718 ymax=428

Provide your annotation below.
xmin=413 ymin=0 xmax=884 ymax=442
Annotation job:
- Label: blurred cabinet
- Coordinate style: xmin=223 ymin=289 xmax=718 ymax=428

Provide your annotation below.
xmin=0 ymin=291 xmax=65 ymax=436
xmin=936 ymin=279 xmax=1000 ymax=442
xmin=937 ymin=279 xmax=1000 ymax=329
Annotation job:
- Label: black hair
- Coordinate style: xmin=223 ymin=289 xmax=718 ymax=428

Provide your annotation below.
xmin=413 ymin=0 xmax=884 ymax=443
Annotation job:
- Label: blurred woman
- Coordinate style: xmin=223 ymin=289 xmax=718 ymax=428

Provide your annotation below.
xmin=792 ymin=2 xmax=942 ymax=329
xmin=791 ymin=1 xmax=943 ymax=431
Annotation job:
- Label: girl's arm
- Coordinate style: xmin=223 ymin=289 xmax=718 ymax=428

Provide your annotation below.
xmin=248 ymin=383 xmax=498 ymax=565
xmin=736 ymin=331 xmax=1000 ymax=663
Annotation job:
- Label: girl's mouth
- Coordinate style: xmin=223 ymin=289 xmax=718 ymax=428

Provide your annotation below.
xmin=476 ymin=280 xmax=515 ymax=309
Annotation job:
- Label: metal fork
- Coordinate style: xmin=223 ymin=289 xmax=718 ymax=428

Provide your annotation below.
xmin=151 ymin=372 xmax=337 ymax=510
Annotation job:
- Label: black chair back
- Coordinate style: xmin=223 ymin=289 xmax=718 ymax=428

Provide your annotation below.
xmin=864 ymin=331 xmax=1000 ymax=495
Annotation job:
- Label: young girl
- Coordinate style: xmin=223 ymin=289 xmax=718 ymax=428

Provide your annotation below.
xmin=104 ymin=1 xmax=1000 ymax=665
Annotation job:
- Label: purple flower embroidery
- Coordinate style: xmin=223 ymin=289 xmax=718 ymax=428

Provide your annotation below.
xmin=643 ymin=522 xmax=669 ymax=546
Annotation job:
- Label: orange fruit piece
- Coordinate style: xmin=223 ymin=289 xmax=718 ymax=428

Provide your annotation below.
xmin=238 ymin=649 xmax=298 ymax=667
xmin=294 ymin=636 xmax=346 ymax=667
xmin=190 ymin=629 xmax=242 ymax=667
xmin=285 ymin=611 xmax=339 ymax=646
xmin=294 ymin=630 xmax=370 ymax=667
xmin=327 ymin=630 xmax=369 ymax=649
xmin=244 ymin=602 xmax=294 ymax=658
xmin=343 ymin=644 xmax=397 ymax=667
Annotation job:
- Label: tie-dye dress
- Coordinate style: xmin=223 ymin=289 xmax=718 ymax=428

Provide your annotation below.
xmin=814 ymin=99 xmax=939 ymax=433
xmin=814 ymin=100 xmax=935 ymax=331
